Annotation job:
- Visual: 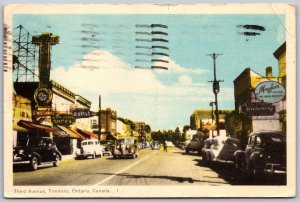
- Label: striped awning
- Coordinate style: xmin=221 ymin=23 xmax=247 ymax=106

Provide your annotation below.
xmin=17 ymin=120 xmax=53 ymax=133
xmin=56 ymin=125 xmax=85 ymax=139
xmin=77 ymin=128 xmax=98 ymax=139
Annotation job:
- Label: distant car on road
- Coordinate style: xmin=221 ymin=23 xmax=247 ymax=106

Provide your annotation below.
xmin=165 ymin=141 xmax=174 ymax=147
xmin=112 ymin=137 xmax=139 ymax=159
xmin=203 ymin=136 xmax=241 ymax=165
xmin=151 ymin=141 xmax=161 ymax=150
xmin=13 ymin=137 xmax=62 ymax=171
xmin=234 ymin=131 xmax=286 ymax=177
xmin=101 ymin=140 xmax=114 ymax=156
xmin=185 ymin=132 xmax=206 ymax=155
xmin=75 ymin=139 xmax=103 ymax=159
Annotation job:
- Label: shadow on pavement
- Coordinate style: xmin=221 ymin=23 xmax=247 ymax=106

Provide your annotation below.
xmin=95 ymin=172 xmax=229 ymax=184
xmin=193 ymin=158 xmax=286 ymax=185
xmin=172 ymin=151 xmax=200 ymax=156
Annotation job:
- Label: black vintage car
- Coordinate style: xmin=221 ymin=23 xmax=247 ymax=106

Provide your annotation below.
xmin=13 ymin=137 xmax=62 ymax=171
xmin=234 ymin=131 xmax=286 ymax=176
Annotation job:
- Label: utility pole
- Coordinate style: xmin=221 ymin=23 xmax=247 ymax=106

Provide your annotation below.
xmin=207 ymin=53 xmax=223 ymax=136
xmin=98 ymin=95 xmax=102 ymax=142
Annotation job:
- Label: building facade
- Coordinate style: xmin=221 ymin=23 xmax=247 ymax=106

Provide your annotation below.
xmin=228 ymin=42 xmax=286 ymax=146
xmin=91 ymin=108 xmax=117 ymax=141
xmin=190 ymin=109 xmax=232 ymax=137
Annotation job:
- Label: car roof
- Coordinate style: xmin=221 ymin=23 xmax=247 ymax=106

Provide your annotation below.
xmin=249 ymin=131 xmax=285 ymax=137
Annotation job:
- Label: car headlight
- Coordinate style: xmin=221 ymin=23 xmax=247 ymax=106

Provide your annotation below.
xmin=19 ymin=150 xmax=24 ymax=154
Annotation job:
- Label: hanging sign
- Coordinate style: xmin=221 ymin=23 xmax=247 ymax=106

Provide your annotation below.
xmin=73 ymin=108 xmax=94 ymax=118
xmin=255 ymin=81 xmax=286 ymax=103
xmin=52 ymin=114 xmax=75 ymax=126
xmin=242 ymin=102 xmax=275 ymax=116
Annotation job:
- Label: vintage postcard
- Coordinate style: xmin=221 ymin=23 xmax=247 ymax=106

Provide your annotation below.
xmin=3 ymin=3 xmax=296 ymax=198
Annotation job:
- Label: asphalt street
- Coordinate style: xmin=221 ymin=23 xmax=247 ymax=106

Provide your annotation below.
xmin=13 ymin=147 xmax=286 ymax=186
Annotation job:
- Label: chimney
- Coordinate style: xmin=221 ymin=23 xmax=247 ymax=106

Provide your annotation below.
xmin=266 ymin=66 xmax=273 ymax=78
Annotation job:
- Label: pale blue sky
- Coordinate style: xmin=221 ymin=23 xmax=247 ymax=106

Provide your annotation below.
xmin=13 ymin=14 xmax=286 ymax=130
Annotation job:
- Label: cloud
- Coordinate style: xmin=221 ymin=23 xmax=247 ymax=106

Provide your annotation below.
xmin=153 ymin=56 xmax=210 ymax=75
xmin=178 ymin=75 xmax=192 ymax=84
xmin=51 ymin=50 xmax=233 ymax=129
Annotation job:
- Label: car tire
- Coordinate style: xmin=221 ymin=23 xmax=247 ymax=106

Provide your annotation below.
xmin=132 ymin=154 xmax=135 ymax=159
xmin=206 ymin=154 xmax=211 ymax=165
xmin=185 ymin=149 xmax=189 ymax=154
xmin=30 ymin=156 xmax=38 ymax=171
xmin=53 ymin=154 xmax=60 ymax=167
xmin=197 ymin=150 xmax=201 ymax=155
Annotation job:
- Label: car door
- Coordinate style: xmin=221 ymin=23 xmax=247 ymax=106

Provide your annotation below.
xmin=245 ymin=135 xmax=255 ymax=166
xmin=39 ymin=139 xmax=51 ymax=162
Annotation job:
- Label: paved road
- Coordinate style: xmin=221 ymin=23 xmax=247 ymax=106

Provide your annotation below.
xmin=13 ymin=147 xmax=285 ymax=186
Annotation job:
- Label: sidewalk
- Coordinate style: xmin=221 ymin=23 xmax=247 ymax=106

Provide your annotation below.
xmin=61 ymin=154 xmax=75 ymax=161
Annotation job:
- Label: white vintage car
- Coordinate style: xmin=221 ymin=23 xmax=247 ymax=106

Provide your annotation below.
xmin=75 ymin=139 xmax=103 ymax=159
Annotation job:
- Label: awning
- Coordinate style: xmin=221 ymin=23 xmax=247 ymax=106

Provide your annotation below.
xmin=77 ymin=128 xmax=98 ymax=139
xmin=56 ymin=125 xmax=85 ymax=139
xmin=18 ymin=120 xmax=53 ymax=133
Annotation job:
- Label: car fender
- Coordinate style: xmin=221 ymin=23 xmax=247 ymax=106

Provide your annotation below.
xmin=56 ymin=150 xmax=63 ymax=160
xmin=250 ymin=151 xmax=265 ymax=167
xmin=31 ymin=152 xmax=42 ymax=164
xmin=234 ymin=150 xmax=245 ymax=159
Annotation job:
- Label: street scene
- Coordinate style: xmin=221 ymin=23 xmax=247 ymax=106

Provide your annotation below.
xmin=5 ymin=4 xmax=290 ymax=193
xmin=13 ymin=147 xmax=285 ymax=186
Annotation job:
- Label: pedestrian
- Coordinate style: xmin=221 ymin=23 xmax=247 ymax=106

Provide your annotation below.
xmin=163 ymin=141 xmax=167 ymax=152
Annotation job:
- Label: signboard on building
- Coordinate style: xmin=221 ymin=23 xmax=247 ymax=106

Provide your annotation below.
xmin=33 ymin=107 xmax=54 ymax=117
xmin=241 ymin=102 xmax=275 ymax=116
xmin=51 ymin=114 xmax=75 ymax=126
xmin=255 ymin=81 xmax=286 ymax=103
xmin=73 ymin=108 xmax=95 ymax=118
xmin=34 ymin=87 xmax=53 ymax=106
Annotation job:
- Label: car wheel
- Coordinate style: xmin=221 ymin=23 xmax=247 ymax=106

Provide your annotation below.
xmin=206 ymin=154 xmax=211 ymax=165
xmin=132 ymin=154 xmax=135 ymax=159
xmin=30 ymin=157 xmax=38 ymax=171
xmin=113 ymin=155 xmax=116 ymax=159
xmin=53 ymin=154 xmax=60 ymax=167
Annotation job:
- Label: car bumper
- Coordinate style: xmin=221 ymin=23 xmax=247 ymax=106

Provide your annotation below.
xmin=264 ymin=163 xmax=286 ymax=174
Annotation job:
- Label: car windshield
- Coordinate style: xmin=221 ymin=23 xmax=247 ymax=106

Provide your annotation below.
xmin=18 ymin=138 xmax=42 ymax=147
xmin=88 ymin=141 xmax=94 ymax=145
xmin=262 ymin=133 xmax=286 ymax=143
xmin=82 ymin=142 xmax=87 ymax=146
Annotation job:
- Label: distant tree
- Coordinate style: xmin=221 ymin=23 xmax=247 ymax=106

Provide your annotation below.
xmin=144 ymin=124 xmax=151 ymax=133
xmin=183 ymin=125 xmax=190 ymax=133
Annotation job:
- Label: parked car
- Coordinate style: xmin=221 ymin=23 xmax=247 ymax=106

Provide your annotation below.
xmin=112 ymin=137 xmax=139 ymax=159
xmin=201 ymin=138 xmax=214 ymax=162
xmin=185 ymin=132 xmax=206 ymax=155
xmin=75 ymin=139 xmax=103 ymax=159
xmin=203 ymin=136 xmax=241 ymax=165
xmin=151 ymin=141 xmax=161 ymax=150
xmin=13 ymin=137 xmax=62 ymax=171
xmin=234 ymin=131 xmax=286 ymax=176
